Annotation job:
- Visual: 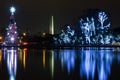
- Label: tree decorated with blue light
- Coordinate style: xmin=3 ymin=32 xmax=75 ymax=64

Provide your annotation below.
xmin=3 ymin=6 xmax=18 ymax=46
xmin=79 ymin=11 xmax=111 ymax=45
xmin=53 ymin=26 xmax=76 ymax=45
xmin=97 ymin=11 xmax=111 ymax=44
xmin=53 ymin=10 xmax=115 ymax=46
xmin=80 ymin=17 xmax=96 ymax=44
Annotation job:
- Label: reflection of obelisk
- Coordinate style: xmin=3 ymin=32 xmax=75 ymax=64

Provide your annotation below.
xmin=49 ymin=16 xmax=54 ymax=35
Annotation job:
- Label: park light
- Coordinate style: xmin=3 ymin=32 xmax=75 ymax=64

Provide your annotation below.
xmin=42 ymin=32 xmax=46 ymax=36
xmin=23 ymin=32 xmax=26 ymax=36
xmin=0 ymin=36 xmax=2 ymax=40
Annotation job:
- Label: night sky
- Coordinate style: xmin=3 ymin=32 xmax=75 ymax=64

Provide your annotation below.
xmin=0 ymin=0 xmax=120 ymax=34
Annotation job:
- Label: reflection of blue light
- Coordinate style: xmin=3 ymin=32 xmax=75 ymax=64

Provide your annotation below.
xmin=117 ymin=55 xmax=120 ymax=63
xmin=80 ymin=50 xmax=96 ymax=79
xmin=99 ymin=63 xmax=108 ymax=80
xmin=97 ymin=51 xmax=112 ymax=80
xmin=6 ymin=49 xmax=17 ymax=80
xmin=10 ymin=75 xmax=15 ymax=80
xmin=67 ymin=61 xmax=70 ymax=74
xmin=71 ymin=56 xmax=75 ymax=69
xmin=85 ymin=52 xmax=90 ymax=78
xmin=53 ymin=48 xmax=120 ymax=79
xmin=58 ymin=50 xmax=75 ymax=74
xmin=80 ymin=49 xmax=112 ymax=80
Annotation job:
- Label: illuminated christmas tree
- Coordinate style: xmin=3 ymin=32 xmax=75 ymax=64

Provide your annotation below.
xmin=3 ymin=6 xmax=18 ymax=46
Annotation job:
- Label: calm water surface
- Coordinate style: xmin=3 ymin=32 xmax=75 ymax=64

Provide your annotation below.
xmin=0 ymin=47 xmax=120 ymax=80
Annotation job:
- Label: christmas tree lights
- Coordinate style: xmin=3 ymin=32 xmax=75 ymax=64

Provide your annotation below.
xmin=3 ymin=6 xmax=18 ymax=46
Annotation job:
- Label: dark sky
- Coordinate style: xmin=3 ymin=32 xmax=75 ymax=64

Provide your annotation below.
xmin=0 ymin=0 xmax=120 ymax=34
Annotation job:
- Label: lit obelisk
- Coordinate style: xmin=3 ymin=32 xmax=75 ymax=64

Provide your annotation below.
xmin=49 ymin=16 xmax=54 ymax=35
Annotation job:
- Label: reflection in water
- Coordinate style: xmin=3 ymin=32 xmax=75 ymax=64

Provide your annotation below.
xmin=18 ymin=48 xmax=27 ymax=69
xmin=19 ymin=48 xmax=22 ymax=62
xmin=50 ymin=50 xmax=54 ymax=78
xmin=117 ymin=54 xmax=120 ymax=63
xmin=42 ymin=49 xmax=46 ymax=68
xmin=97 ymin=50 xmax=112 ymax=80
xmin=2 ymin=47 xmax=28 ymax=80
xmin=0 ymin=47 xmax=120 ymax=80
xmin=80 ymin=50 xmax=96 ymax=80
xmin=42 ymin=50 xmax=55 ymax=78
xmin=56 ymin=48 xmax=120 ymax=80
xmin=58 ymin=50 xmax=76 ymax=74
xmin=5 ymin=48 xmax=17 ymax=80
xmin=0 ymin=50 xmax=2 ymax=65
xmin=80 ymin=49 xmax=113 ymax=80
xmin=23 ymin=48 xmax=27 ymax=69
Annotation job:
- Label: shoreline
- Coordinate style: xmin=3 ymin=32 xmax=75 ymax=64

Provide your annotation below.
xmin=0 ymin=44 xmax=120 ymax=49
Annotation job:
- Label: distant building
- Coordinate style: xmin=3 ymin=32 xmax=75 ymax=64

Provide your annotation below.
xmin=49 ymin=16 xmax=54 ymax=35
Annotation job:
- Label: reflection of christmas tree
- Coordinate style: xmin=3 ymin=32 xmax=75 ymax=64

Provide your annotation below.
xmin=3 ymin=7 xmax=18 ymax=46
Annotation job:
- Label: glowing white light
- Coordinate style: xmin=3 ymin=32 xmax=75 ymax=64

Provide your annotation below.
xmin=10 ymin=7 xmax=16 ymax=13
xmin=7 ymin=49 xmax=17 ymax=80
xmin=15 ymin=31 xmax=17 ymax=34
xmin=7 ymin=33 xmax=10 ymax=35
xmin=11 ymin=37 xmax=14 ymax=41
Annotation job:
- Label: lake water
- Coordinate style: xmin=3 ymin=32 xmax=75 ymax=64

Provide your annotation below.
xmin=0 ymin=47 xmax=120 ymax=80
